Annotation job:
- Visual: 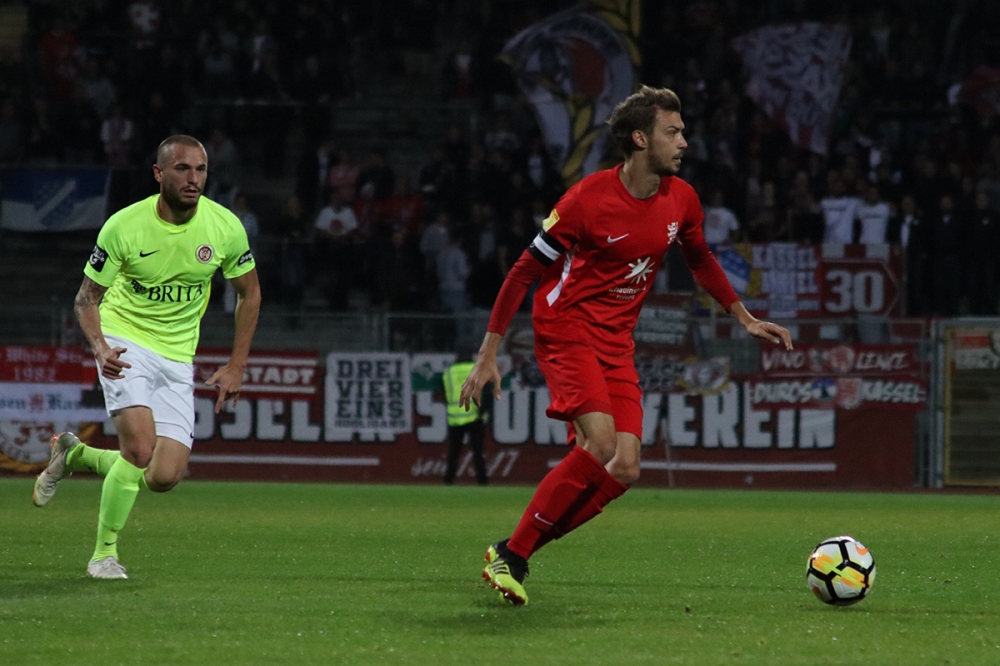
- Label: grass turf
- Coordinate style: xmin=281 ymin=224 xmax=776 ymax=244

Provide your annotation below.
xmin=2 ymin=478 xmax=999 ymax=665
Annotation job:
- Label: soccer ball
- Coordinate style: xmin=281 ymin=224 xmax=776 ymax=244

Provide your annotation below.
xmin=806 ymin=535 xmax=876 ymax=606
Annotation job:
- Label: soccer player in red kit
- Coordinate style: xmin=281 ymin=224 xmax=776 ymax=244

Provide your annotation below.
xmin=459 ymin=86 xmax=793 ymax=605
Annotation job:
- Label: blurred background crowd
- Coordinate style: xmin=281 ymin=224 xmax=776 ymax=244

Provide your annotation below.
xmin=3 ymin=0 xmax=1000 ymax=320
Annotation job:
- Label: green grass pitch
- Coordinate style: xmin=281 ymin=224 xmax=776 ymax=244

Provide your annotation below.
xmin=2 ymin=478 xmax=999 ymax=665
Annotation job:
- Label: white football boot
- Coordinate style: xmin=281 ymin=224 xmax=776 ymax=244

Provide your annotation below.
xmin=87 ymin=556 xmax=128 ymax=580
xmin=32 ymin=432 xmax=81 ymax=507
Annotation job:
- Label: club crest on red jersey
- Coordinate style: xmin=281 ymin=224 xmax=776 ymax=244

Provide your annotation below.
xmin=667 ymin=221 xmax=679 ymax=244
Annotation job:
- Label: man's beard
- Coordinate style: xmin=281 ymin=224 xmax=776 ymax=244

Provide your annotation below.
xmin=651 ymin=152 xmax=681 ymax=177
xmin=162 ymin=186 xmax=200 ymax=211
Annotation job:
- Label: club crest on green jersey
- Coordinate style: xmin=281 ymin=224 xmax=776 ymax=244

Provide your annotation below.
xmin=196 ymin=244 xmax=214 ymax=263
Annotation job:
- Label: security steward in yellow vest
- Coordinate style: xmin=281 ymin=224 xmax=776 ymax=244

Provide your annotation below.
xmin=443 ymin=358 xmax=488 ymax=485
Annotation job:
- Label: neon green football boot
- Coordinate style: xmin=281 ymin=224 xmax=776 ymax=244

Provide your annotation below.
xmin=482 ymin=539 xmax=529 ymax=605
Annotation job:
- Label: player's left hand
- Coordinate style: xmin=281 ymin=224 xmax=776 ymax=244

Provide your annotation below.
xmin=745 ymin=320 xmax=793 ymax=350
xmin=206 ymin=363 xmax=245 ymax=413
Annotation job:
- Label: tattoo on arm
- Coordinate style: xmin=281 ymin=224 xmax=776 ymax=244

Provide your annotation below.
xmin=74 ymin=276 xmax=108 ymax=313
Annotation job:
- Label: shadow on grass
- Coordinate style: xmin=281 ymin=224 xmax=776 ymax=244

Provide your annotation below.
xmin=0 ymin=576 xmax=141 ymax=600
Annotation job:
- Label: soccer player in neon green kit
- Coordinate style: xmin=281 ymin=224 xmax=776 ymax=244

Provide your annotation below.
xmin=32 ymin=135 xmax=261 ymax=579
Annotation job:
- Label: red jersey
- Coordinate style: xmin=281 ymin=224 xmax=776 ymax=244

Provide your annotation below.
xmin=489 ymin=165 xmax=738 ymax=361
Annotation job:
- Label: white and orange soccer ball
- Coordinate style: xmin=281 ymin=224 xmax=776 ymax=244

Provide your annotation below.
xmin=806 ymin=536 xmax=876 ymax=606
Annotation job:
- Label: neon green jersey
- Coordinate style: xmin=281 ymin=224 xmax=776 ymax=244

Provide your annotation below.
xmin=83 ymin=195 xmax=255 ymax=362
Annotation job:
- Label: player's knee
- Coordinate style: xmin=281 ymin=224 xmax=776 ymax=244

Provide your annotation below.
xmin=583 ymin=436 xmax=617 ymax=464
xmin=124 ymin=447 xmax=155 ymax=469
xmin=146 ymin=469 xmax=183 ymax=493
xmin=608 ymin=459 xmax=640 ymax=486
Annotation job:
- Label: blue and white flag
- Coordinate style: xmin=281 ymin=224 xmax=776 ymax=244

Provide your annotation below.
xmin=1 ymin=169 xmax=111 ymax=232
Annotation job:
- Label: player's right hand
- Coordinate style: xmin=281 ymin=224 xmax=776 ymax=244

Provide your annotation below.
xmin=96 ymin=346 xmax=131 ymax=380
xmin=459 ymin=357 xmax=502 ymax=410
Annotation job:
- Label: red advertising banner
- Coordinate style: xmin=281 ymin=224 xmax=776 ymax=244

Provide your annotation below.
xmin=704 ymin=243 xmax=903 ymax=318
xmin=0 ymin=346 xmax=97 ymax=384
xmin=60 ymin=346 xmax=916 ymax=489
xmin=749 ymin=343 xmax=926 ymax=411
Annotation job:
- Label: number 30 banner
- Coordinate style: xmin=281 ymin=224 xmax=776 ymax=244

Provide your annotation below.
xmin=705 ymin=243 xmax=902 ymax=318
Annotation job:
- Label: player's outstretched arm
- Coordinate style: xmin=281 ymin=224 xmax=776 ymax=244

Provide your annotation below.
xmin=459 ymin=332 xmax=503 ymax=410
xmin=728 ymin=301 xmax=793 ymax=350
xmin=207 ymin=268 xmax=261 ymax=413
xmin=74 ymin=275 xmax=132 ymax=379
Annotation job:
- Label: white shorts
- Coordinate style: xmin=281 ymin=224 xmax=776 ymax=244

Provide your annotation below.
xmin=98 ymin=334 xmax=195 ymax=448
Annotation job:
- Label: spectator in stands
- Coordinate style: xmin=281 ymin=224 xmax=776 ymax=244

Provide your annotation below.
xmin=100 ymin=103 xmax=133 ymax=167
xmin=78 ymin=59 xmax=116 ymax=119
xmin=524 ymin=137 xmax=558 ymax=200
xmin=314 ymin=188 xmax=359 ymax=311
xmin=315 ymin=188 xmax=358 ymax=244
xmin=64 ymin=91 xmax=102 ymax=165
xmin=503 ymin=170 xmax=537 ymax=220
xmin=912 ymin=158 xmax=946 ymax=219
xmin=294 ymin=55 xmax=340 ymax=145
xmin=383 ymin=175 xmax=426 ymax=240
xmin=38 ymin=15 xmax=80 ymax=102
xmin=294 ymin=137 xmax=334 ymax=214
xmin=225 ymin=194 xmax=260 ymax=313
xmin=930 ymin=194 xmax=965 ymax=316
xmin=420 ymin=210 xmax=451 ymax=302
xmin=418 ymin=145 xmax=456 ymax=211
xmin=353 ymin=181 xmax=383 ymax=243
xmin=205 ymin=127 xmax=240 ymax=206
xmin=503 ymin=207 xmax=535 ymax=257
xmin=820 ymin=174 xmax=861 ymax=244
xmin=128 ymin=0 xmax=161 ymax=52
xmin=278 ymin=195 xmax=310 ymax=323
xmin=198 ymin=31 xmax=237 ymax=98
xmin=965 ymin=191 xmax=1000 ymax=315
xmin=437 ymin=230 xmax=472 ymax=349
xmin=356 ymin=148 xmax=396 ymax=201
xmin=231 ymin=193 xmax=260 ymax=253
xmin=247 ymin=18 xmax=284 ymax=100
xmin=887 ymin=194 xmax=929 ymax=315
xmin=701 ymin=189 xmax=741 ymax=244
xmin=747 ymin=181 xmax=786 ymax=242
xmin=329 ymin=148 xmax=360 ymax=204
xmin=24 ymin=97 xmax=63 ymax=164
xmin=856 ymin=185 xmax=891 ymax=244
xmin=137 ymin=91 xmax=173 ymax=162
xmin=788 ymin=189 xmax=824 ymax=244
xmin=372 ymin=226 xmax=422 ymax=310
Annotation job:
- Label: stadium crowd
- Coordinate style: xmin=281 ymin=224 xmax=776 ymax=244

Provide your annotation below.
xmin=3 ymin=0 xmax=1000 ymax=317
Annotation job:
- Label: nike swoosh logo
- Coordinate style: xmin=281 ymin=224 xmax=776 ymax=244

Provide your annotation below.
xmin=534 ymin=512 xmax=554 ymax=526
xmin=104 ymin=541 xmax=116 ymax=547
xmin=139 ymin=250 xmax=159 ymax=257
xmin=607 ymin=234 xmax=629 ymax=243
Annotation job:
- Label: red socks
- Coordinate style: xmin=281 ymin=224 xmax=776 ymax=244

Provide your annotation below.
xmin=506 ymin=446 xmax=629 ymax=560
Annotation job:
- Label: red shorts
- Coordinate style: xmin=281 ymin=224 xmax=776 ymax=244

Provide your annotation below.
xmin=534 ymin=339 xmax=643 ymax=439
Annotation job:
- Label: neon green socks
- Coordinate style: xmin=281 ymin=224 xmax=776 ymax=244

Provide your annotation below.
xmin=66 ymin=444 xmax=149 ymax=491
xmin=92 ymin=456 xmax=145 ymax=562
xmin=66 ymin=443 xmax=119 ymax=477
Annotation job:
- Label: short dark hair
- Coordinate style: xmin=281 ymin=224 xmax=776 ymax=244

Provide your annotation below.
xmin=156 ymin=135 xmax=205 ymax=166
xmin=607 ymin=86 xmax=682 ymax=156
